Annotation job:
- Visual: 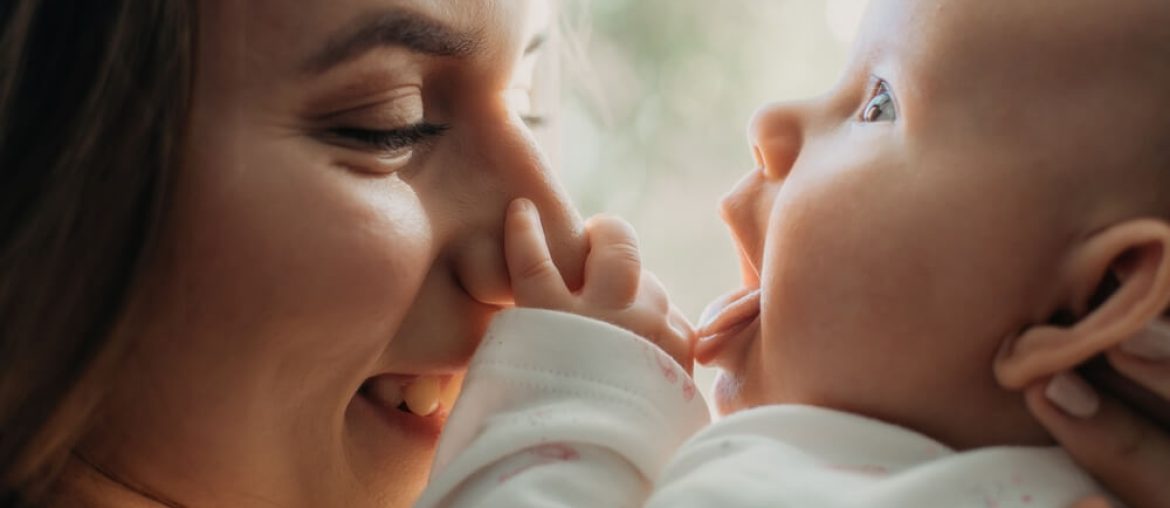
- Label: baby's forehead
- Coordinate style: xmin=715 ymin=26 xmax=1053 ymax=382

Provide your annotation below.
xmin=858 ymin=0 xmax=1169 ymax=154
xmin=863 ymin=0 xmax=1169 ymax=96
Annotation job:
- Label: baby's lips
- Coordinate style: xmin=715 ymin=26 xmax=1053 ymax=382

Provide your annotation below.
xmin=695 ymin=289 xmax=761 ymax=365
xmin=699 ymin=287 xmax=755 ymax=330
xmin=699 ymin=288 xmax=758 ymax=332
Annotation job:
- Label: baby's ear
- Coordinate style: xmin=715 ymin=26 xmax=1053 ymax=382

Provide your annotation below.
xmin=995 ymin=219 xmax=1170 ymax=390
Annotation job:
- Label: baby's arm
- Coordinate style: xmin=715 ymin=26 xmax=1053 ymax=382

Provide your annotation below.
xmin=415 ymin=200 xmax=709 ymax=508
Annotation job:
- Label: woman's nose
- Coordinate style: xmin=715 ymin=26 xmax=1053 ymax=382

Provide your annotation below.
xmin=748 ymin=101 xmax=804 ymax=180
xmin=450 ymin=117 xmax=587 ymax=306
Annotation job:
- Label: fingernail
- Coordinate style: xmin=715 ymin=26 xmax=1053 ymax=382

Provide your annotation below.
xmin=1045 ymin=373 xmax=1100 ymax=419
xmin=1120 ymin=319 xmax=1170 ymax=360
xmin=509 ymin=198 xmax=534 ymax=216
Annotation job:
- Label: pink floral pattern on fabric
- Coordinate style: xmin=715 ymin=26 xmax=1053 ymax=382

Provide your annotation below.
xmin=497 ymin=444 xmax=582 ymax=484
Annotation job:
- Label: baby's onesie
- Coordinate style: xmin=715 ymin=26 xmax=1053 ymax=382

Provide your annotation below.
xmin=414 ymin=308 xmax=1111 ymax=508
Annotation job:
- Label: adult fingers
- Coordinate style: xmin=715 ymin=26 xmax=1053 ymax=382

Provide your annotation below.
xmin=1069 ymin=496 xmax=1114 ymax=508
xmin=1108 ymin=326 xmax=1170 ymax=400
xmin=504 ymin=199 xmax=570 ymax=307
xmin=1026 ymin=373 xmax=1170 ymax=508
xmin=581 ymin=215 xmax=642 ymax=308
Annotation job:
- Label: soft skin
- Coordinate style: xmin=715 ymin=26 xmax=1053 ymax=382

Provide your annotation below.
xmin=707 ymin=0 xmax=1170 ymax=451
xmin=70 ymin=1 xmax=586 ymax=507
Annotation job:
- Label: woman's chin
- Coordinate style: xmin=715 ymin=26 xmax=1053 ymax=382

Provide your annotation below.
xmin=343 ymin=392 xmax=445 ymax=505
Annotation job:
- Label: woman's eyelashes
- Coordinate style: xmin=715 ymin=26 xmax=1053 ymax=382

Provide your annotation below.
xmin=328 ymin=122 xmax=450 ymax=157
xmin=859 ymin=80 xmax=897 ymax=123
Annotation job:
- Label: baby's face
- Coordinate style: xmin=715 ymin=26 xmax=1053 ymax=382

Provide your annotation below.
xmin=701 ymin=0 xmax=1169 ymax=447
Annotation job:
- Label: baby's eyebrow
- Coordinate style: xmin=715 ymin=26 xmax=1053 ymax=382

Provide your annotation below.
xmin=302 ymin=9 xmax=480 ymax=76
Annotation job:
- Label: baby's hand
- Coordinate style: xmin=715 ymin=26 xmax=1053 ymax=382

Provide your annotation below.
xmin=505 ymin=199 xmax=695 ymax=374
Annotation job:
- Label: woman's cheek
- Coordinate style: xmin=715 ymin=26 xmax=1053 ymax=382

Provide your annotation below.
xmin=297 ymin=180 xmax=436 ymax=348
xmin=183 ymin=140 xmax=435 ymax=359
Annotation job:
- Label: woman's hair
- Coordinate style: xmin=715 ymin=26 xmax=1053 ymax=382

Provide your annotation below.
xmin=0 ymin=0 xmax=194 ymax=504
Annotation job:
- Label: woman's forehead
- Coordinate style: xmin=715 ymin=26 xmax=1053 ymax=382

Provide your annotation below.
xmin=199 ymin=0 xmax=545 ymax=79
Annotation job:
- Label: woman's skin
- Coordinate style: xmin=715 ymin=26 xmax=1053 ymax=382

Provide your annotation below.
xmin=69 ymin=1 xmax=584 ymax=507
xmin=51 ymin=0 xmax=1170 ymax=506
xmin=1030 ymin=344 xmax=1170 ymax=507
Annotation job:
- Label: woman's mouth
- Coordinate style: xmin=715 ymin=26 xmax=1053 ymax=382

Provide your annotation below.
xmin=360 ymin=374 xmax=462 ymax=418
xmin=695 ymin=287 xmax=761 ymax=364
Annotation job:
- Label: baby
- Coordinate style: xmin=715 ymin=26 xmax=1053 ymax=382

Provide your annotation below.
xmin=417 ymin=0 xmax=1170 ymax=506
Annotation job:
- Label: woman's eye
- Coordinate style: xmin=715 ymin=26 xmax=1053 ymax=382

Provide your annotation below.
xmin=504 ymin=88 xmax=548 ymax=128
xmin=328 ymin=122 xmax=449 ymax=156
xmin=860 ymin=81 xmax=897 ymax=123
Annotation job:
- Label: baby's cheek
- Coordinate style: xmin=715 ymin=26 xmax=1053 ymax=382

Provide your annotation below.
xmin=756 ymin=221 xmax=900 ymax=399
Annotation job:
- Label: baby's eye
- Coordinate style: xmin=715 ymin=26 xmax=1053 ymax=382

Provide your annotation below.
xmin=860 ymin=81 xmax=897 ymax=123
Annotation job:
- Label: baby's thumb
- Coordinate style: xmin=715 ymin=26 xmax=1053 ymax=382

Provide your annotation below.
xmin=582 ymin=215 xmax=642 ymax=308
xmin=505 ymin=199 xmax=569 ymax=307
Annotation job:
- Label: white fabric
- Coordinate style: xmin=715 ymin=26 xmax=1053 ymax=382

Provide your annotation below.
xmin=415 ymin=308 xmax=1111 ymax=508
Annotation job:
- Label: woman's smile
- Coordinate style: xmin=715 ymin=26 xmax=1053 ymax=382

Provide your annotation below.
xmin=352 ymin=374 xmax=463 ymax=444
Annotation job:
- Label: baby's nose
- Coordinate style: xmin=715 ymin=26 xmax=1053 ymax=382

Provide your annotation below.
xmin=748 ymin=101 xmax=805 ymax=180
xmin=719 ymin=169 xmax=772 ymax=279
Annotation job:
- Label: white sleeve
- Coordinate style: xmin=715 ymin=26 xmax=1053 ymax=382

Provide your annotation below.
xmin=643 ymin=405 xmax=1111 ymax=508
xmin=414 ymin=308 xmax=711 ymax=508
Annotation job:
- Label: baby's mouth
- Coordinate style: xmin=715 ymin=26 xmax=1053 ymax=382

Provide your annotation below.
xmin=695 ymin=287 xmax=761 ymax=365
xmin=360 ymin=374 xmax=461 ymax=418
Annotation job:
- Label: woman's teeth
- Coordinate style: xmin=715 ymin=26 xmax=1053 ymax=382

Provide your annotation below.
xmin=403 ymin=376 xmax=440 ymax=416
xmin=441 ymin=374 xmax=463 ymax=410
xmin=366 ymin=378 xmax=405 ymax=410
xmin=365 ymin=375 xmax=460 ymax=417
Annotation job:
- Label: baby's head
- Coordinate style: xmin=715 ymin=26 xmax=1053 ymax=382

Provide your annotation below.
xmin=698 ymin=0 xmax=1170 ymax=448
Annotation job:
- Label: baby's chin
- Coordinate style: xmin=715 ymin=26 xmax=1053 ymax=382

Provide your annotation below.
xmin=711 ymin=358 xmax=805 ymax=417
xmin=711 ymin=370 xmax=754 ymax=416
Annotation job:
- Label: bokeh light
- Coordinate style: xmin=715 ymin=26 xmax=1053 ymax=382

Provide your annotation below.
xmin=554 ymin=0 xmax=857 ymax=398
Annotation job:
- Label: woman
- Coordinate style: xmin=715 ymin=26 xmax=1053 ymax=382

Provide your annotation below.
xmin=0 ymin=0 xmax=1166 ymax=506
xmin=3 ymin=0 xmax=584 ymax=505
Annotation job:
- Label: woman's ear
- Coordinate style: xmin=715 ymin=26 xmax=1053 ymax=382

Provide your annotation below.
xmin=996 ymin=219 xmax=1170 ymax=390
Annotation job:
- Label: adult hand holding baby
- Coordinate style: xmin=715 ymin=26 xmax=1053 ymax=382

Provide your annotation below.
xmin=504 ymin=198 xmax=695 ymax=373
xmin=1030 ymin=322 xmax=1170 ymax=508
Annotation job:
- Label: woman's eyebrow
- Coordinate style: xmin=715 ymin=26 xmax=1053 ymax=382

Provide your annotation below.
xmin=303 ymin=9 xmax=480 ymax=75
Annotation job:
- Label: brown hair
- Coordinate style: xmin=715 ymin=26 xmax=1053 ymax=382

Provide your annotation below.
xmin=0 ymin=0 xmax=195 ymax=504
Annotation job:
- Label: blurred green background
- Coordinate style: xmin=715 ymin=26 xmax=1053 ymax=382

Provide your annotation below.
xmin=548 ymin=0 xmax=873 ymax=395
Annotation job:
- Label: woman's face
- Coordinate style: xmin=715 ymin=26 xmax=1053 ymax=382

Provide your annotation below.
xmin=82 ymin=1 xmax=584 ymax=506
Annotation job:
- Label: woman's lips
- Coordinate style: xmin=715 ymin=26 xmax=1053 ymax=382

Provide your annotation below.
xmin=362 ymin=374 xmax=462 ymax=418
xmin=349 ymin=373 xmax=466 ymax=449
xmin=696 ymin=288 xmax=761 ymax=364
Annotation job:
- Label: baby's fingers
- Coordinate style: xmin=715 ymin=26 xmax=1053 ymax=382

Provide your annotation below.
xmin=505 ymin=199 xmax=570 ymax=307
xmin=581 ymin=215 xmax=642 ymax=308
xmin=667 ymin=305 xmax=697 ymax=375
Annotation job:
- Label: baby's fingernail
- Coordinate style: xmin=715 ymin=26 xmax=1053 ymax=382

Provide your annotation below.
xmin=1120 ymin=320 xmax=1170 ymax=360
xmin=510 ymin=198 xmax=534 ymax=215
xmin=1045 ymin=373 xmax=1100 ymax=419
